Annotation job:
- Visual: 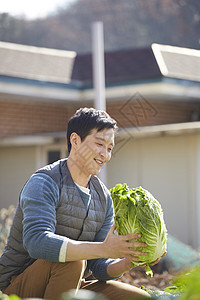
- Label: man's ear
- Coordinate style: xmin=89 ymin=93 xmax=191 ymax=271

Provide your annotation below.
xmin=70 ymin=132 xmax=81 ymax=150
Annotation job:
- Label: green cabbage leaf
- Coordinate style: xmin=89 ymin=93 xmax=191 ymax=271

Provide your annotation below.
xmin=110 ymin=183 xmax=167 ymax=277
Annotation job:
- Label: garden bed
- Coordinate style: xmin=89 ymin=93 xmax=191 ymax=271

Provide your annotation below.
xmin=118 ymin=266 xmax=175 ymax=291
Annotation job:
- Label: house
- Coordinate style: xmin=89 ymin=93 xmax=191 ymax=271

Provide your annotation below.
xmin=0 ymin=41 xmax=200 ymax=249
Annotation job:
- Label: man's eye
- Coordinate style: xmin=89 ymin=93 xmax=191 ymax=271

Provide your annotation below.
xmin=96 ymin=143 xmax=103 ymax=146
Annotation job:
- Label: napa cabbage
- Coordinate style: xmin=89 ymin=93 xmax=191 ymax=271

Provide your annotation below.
xmin=110 ymin=183 xmax=167 ymax=277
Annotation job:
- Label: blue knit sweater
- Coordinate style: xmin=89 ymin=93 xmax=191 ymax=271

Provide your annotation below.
xmin=20 ymin=172 xmax=115 ymax=281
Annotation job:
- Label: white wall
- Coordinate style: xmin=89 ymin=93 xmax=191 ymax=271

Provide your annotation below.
xmin=196 ymin=135 xmax=200 ymax=249
xmin=0 ymin=141 xmax=67 ymax=210
xmin=107 ymin=133 xmax=199 ymax=248
xmin=0 ymin=146 xmax=36 ymax=209
xmin=1 ymin=133 xmax=199 ymax=248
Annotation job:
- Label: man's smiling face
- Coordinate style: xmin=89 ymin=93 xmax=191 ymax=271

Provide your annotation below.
xmin=74 ymin=127 xmax=115 ymax=177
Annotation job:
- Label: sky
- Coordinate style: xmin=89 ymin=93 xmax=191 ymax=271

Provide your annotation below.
xmin=0 ymin=0 xmax=76 ymax=19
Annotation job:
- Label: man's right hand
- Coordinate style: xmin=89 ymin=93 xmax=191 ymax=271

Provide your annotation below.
xmin=102 ymin=224 xmax=148 ymax=261
xmin=65 ymin=224 xmax=147 ymax=263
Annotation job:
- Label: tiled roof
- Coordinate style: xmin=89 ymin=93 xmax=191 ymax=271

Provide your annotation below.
xmin=71 ymin=47 xmax=162 ymax=86
xmin=0 ymin=41 xmax=76 ymax=84
xmin=152 ymin=44 xmax=200 ymax=82
xmin=0 ymin=41 xmax=200 ymax=87
xmin=71 ymin=44 xmax=200 ymax=87
xmin=1 ymin=42 xmax=200 ymax=140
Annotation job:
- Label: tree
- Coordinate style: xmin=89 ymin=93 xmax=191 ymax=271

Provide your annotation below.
xmin=0 ymin=0 xmax=199 ymax=52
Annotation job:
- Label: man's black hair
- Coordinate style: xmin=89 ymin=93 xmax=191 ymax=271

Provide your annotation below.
xmin=66 ymin=107 xmax=117 ymax=153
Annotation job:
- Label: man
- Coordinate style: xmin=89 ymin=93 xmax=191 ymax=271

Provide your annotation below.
xmin=0 ymin=108 xmax=159 ymax=299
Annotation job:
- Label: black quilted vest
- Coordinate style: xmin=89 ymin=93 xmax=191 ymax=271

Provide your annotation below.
xmin=0 ymin=159 xmax=109 ymax=290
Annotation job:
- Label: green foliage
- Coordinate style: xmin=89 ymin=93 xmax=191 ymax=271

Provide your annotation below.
xmin=140 ymin=265 xmax=200 ymax=299
xmin=110 ymin=183 xmax=167 ymax=277
xmin=140 ymin=285 xmax=178 ymax=299
xmin=0 ymin=0 xmax=199 ymax=53
xmin=0 ymin=293 xmax=22 ymax=300
xmin=173 ymin=265 xmax=200 ymax=300
xmin=7 ymin=296 xmax=21 ymax=300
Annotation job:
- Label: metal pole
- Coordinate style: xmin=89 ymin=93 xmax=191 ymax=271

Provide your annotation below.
xmin=92 ymin=22 xmax=106 ymax=111
xmin=92 ymin=21 xmax=107 ymax=183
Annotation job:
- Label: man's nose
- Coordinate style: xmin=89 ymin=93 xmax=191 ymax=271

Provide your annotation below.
xmin=100 ymin=147 xmax=109 ymax=160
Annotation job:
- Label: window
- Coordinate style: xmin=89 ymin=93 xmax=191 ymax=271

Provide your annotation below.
xmin=36 ymin=143 xmax=67 ymax=169
xmin=47 ymin=150 xmax=61 ymax=164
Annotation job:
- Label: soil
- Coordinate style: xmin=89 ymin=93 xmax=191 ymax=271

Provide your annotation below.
xmin=117 ymin=266 xmax=175 ymax=292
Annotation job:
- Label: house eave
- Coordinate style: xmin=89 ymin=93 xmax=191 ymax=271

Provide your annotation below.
xmin=2 ymin=122 xmax=200 ymax=147
xmin=0 ymin=78 xmax=200 ymax=103
xmin=117 ymin=121 xmax=200 ymax=141
xmin=0 ymin=135 xmax=55 ymax=147
xmin=0 ymin=81 xmax=82 ymax=102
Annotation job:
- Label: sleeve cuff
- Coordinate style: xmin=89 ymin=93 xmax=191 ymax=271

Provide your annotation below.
xmin=59 ymin=238 xmax=68 ymax=262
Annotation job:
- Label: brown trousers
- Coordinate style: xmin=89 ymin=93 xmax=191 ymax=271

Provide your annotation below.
xmin=2 ymin=259 xmax=149 ymax=300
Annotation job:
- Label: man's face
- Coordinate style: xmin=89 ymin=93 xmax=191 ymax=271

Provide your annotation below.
xmin=74 ymin=127 xmax=115 ymax=177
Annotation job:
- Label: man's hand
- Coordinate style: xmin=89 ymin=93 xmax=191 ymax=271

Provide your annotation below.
xmin=107 ymin=250 xmax=167 ymax=278
xmin=103 ymin=224 xmax=148 ymax=261
xmin=138 ymin=250 xmax=167 ymax=268
xmin=106 ymin=226 xmax=167 ymax=278
xmin=150 ymin=251 xmax=167 ymax=266
xmin=65 ymin=224 xmax=147 ymax=262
